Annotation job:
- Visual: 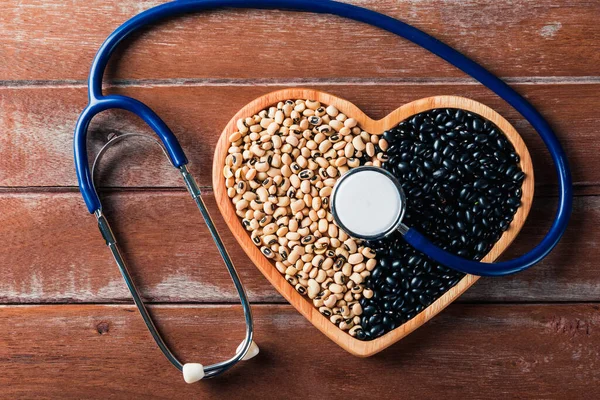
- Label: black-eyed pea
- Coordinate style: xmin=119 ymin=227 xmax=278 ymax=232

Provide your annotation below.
xmin=342 ymin=239 xmax=356 ymax=253
xmin=344 ymin=118 xmax=357 ymax=128
xmin=326 ymin=269 xmax=335 ymax=278
xmin=275 ymin=262 xmax=287 ymax=274
xmin=366 ymin=258 xmax=377 ymax=271
xmin=295 ymin=283 xmax=307 ymax=295
xmin=264 ymin=202 xmax=276 ymax=215
xmin=338 ymin=230 xmax=349 ymax=242
xmin=325 ymin=105 xmax=339 ymax=117
xmin=353 ymin=263 xmax=366 ymax=273
xmin=287 ymin=250 xmax=300 ymax=264
xmin=273 ymin=207 xmax=288 ymax=219
xmin=377 ymin=152 xmax=389 ymax=162
xmin=235 ymin=199 xmax=249 ymax=211
xmin=227 ymin=188 xmax=236 ymax=198
xmin=250 ymin=124 xmax=262 ymax=133
xmin=327 ymin=224 xmax=338 ymax=238
xmin=352 ymin=303 xmax=363 ymax=316
xmin=342 ymin=262 xmax=353 ymax=276
xmin=330 ymin=314 xmax=343 ymax=325
xmin=329 ymin=283 xmax=344 ymax=294
xmin=322 ymin=277 xmax=333 ymax=287
xmin=285 ymin=217 xmax=297 ymax=232
xmin=318 ymin=219 xmax=328 ymax=233
xmin=297 ymin=227 xmax=310 ymax=237
xmin=297 ymin=269 xmax=309 ymax=281
xmin=366 ymin=142 xmax=375 ymax=157
xmin=301 ymin=217 xmax=312 ymax=228
xmin=261 ymin=246 xmax=275 ymax=259
xmin=360 ymin=270 xmax=370 ymax=279
xmin=379 ymin=138 xmax=389 ymax=151
xmin=334 ymin=271 xmax=346 ymax=285
xmin=235 ymin=210 xmax=245 ymax=218
xmin=285 ymin=266 xmax=298 ymax=276
xmin=301 ymin=260 xmax=313 ymax=273
xmin=241 ymin=219 xmax=252 ymax=231
xmin=340 ymin=305 xmax=351 ymax=318
xmin=311 ymin=254 xmax=325 ymax=268
xmin=360 ymin=131 xmax=370 ymax=143
xmin=290 ymin=199 xmax=305 ymax=214
xmin=344 ymin=291 xmax=354 ymax=302
xmin=349 ymin=325 xmax=363 ymax=337
xmin=249 ymin=181 xmax=260 ymax=191
xmin=373 ymin=159 xmax=382 ymax=167
xmin=350 ymin=272 xmax=363 ymax=285
xmin=333 ymin=258 xmax=344 ymax=272
xmin=323 ymin=178 xmax=336 ymax=187
xmin=276 ymin=225 xmax=289 ymax=237
xmin=313 ymin=297 xmax=324 ymax=307
xmin=329 ymin=119 xmax=343 ymax=132
xmin=350 ymin=285 xmax=363 ymax=294
xmin=316 ymin=269 xmax=327 ymax=284
xmin=308 ymin=268 xmax=319 ymax=279
xmin=319 ymin=306 xmax=332 ymax=317
xmin=344 ymin=142 xmax=355 ymax=158
xmin=307 ymin=279 xmax=320 ymax=299
xmin=314 ymin=244 xmax=327 ymax=255
xmin=319 ymin=186 xmax=332 ymax=197
xmin=281 ymin=164 xmax=292 ymax=178
xmin=263 ymin=235 xmax=278 ymax=246
xmin=245 ymin=168 xmax=257 ymax=181
xmin=347 ymin=157 xmax=360 ymax=168
xmin=249 ymin=219 xmax=260 ymax=231
xmin=362 ymin=247 xmax=376 ymax=259
xmin=278 ymin=246 xmax=289 ymax=261
xmin=330 ymin=238 xmax=341 ymax=248
xmin=363 ymin=288 xmax=374 ymax=299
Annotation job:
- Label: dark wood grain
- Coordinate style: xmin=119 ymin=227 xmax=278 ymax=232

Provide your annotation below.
xmin=1 ymin=84 xmax=598 ymax=190
xmin=0 ymin=303 xmax=598 ymax=399
xmin=1 ymin=0 xmax=598 ymax=82
xmin=0 ymin=191 xmax=592 ymax=303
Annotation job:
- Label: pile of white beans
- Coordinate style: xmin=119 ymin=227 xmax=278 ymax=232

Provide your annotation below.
xmin=224 ymin=99 xmax=388 ymax=336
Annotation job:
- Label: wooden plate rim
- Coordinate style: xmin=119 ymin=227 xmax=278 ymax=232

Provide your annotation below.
xmin=212 ymin=88 xmax=534 ymax=357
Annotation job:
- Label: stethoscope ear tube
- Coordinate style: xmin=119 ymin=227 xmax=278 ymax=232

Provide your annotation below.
xmin=74 ymin=0 xmax=572 ymax=379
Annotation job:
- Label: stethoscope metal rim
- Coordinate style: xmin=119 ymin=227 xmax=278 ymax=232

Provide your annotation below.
xmin=330 ymin=166 xmax=408 ymax=241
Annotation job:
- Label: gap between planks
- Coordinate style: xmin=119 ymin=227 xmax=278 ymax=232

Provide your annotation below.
xmin=1 ymin=301 xmax=600 ymax=308
xmin=1 ymin=76 xmax=600 ymax=89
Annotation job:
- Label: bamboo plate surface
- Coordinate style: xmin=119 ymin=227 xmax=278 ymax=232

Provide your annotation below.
xmin=212 ymin=88 xmax=534 ymax=357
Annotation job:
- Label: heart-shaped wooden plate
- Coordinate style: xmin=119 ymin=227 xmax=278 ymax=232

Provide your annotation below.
xmin=213 ymin=88 xmax=534 ymax=357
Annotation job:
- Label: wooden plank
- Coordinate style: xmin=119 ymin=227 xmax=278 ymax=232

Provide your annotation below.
xmin=0 ymin=0 xmax=598 ymax=82
xmin=0 ymin=303 xmax=598 ymax=398
xmin=1 ymin=83 xmax=598 ymax=189
xmin=0 ymin=191 xmax=594 ymax=303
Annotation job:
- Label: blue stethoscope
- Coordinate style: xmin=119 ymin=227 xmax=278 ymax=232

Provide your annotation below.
xmin=74 ymin=0 xmax=572 ymax=382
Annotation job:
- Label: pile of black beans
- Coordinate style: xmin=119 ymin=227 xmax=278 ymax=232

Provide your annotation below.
xmin=356 ymin=108 xmax=524 ymax=341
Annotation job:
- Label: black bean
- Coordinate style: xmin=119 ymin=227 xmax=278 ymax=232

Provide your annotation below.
xmin=358 ymin=108 xmax=524 ymax=341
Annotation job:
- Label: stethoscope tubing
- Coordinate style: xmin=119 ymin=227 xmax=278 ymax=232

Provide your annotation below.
xmin=74 ymin=0 xmax=572 ymax=375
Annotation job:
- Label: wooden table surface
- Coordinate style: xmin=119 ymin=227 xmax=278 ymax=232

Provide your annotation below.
xmin=1 ymin=1 xmax=599 ymax=398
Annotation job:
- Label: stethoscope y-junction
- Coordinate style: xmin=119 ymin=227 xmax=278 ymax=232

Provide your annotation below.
xmin=74 ymin=0 xmax=572 ymax=383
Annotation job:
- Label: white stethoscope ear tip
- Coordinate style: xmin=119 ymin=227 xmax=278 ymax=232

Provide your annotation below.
xmin=236 ymin=340 xmax=259 ymax=361
xmin=182 ymin=363 xmax=205 ymax=384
